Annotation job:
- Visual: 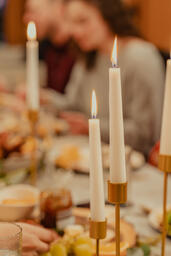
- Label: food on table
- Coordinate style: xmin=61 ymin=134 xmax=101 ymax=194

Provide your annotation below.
xmin=3 ymin=134 xmax=23 ymax=152
xmin=149 ymin=207 xmax=171 ymax=237
xmin=42 ymin=253 xmax=51 ymax=256
xmin=1 ymin=198 xmax=36 ymax=205
xmin=158 ymin=209 xmax=171 ymax=236
xmin=36 ymin=125 xmax=49 ymax=138
xmin=46 ymin=224 xmax=129 ymax=256
xmin=0 ymin=168 xmax=28 ymax=186
xmin=53 ymin=120 xmax=69 ymax=135
xmin=50 ymin=136 xmax=145 ymax=173
xmin=74 ymin=243 xmax=92 ymax=256
xmin=0 ymin=132 xmax=23 ymax=158
xmin=50 ymin=244 xmax=67 ymax=256
xmin=20 ymin=136 xmax=37 ymax=154
xmin=92 ymin=242 xmax=129 ymax=256
xmin=167 ymin=211 xmax=171 ymax=236
xmin=55 ymin=146 xmax=81 ymax=169
xmin=73 ymin=207 xmax=136 ymax=247
xmin=65 ymin=225 xmax=84 ymax=237
xmin=74 ymin=236 xmax=92 ymax=247
xmin=129 ymin=151 xmax=145 ymax=170
xmin=36 ymin=116 xmax=69 ymax=138
xmin=0 ymin=184 xmax=39 ymax=221
xmin=48 ymin=232 xmax=93 ymax=256
xmin=40 ymin=189 xmax=73 ymax=229
xmin=0 ymin=132 xmax=37 ymax=160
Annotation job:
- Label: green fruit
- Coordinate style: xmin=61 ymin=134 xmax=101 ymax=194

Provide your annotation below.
xmin=168 ymin=225 xmax=171 ymax=236
xmin=167 ymin=211 xmax=171 ymax=225
xmin=74 ymin=236 xmax=92 ymax=247
xmin=140 ymin=244 xmax=151 ymax=256
xmin=50 ymin=243 xmax=67 ymax=256
xmin=41 ymin=253 xmax=51 ymax=256
xmin=74 ymin=244 xmax=92 ymax=256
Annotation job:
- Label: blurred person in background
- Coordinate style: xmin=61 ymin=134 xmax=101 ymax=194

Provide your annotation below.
xmin=24 ymin=0 xmax=75 ymax=93
xmin=0 ymin=0 xmax=6 ymax=41
xmin=47 ymin=0 xmax=164 ymax=157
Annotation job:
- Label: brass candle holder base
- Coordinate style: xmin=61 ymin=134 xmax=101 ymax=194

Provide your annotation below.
xmin=108 ymin=181 xmax=127 ymax=256
xmin=158 ymin=155 xmax=171 ymax=173
xmin=27 ymin=109 xmax=39 ymax=186
xmin=27 ymin=110 xmax=39 ymax=134
xmin=158 ymin=154 xmax=171 ymax=256
xmin=89 ymin=219 xmax=107 ymax=256
xmin=108 ymin=181 xmax=127 ymax=204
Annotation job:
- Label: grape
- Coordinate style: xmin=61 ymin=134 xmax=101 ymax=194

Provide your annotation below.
xmin=74 ymin=236 xmax=92 ymax=247
xmin=74 ymin=244 xmax=93 ymax=256
xmin=50 ymin=244 xmax=67 ymax=256
xmin=167 ymin=211 xmax=171 ymax=225
xmin=41 ymin=253 xmax=51 ymax=256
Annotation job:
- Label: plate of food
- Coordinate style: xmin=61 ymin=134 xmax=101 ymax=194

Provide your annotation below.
xmin=73 ymin=207 xmax=137 ymax=247
xmin=49 ymin=225 xmax=129 ymax=256
xmin=48 ymin=136 xmax=145 ymax=173
xmin=36 ymin=112 xmax=69 ymax=138
xmin=0 ymin=132 xmax=41 ymax=170
xmin=42 ymin=205 xmax=136 ymax=256
xmin=0 ymin=184 xmax=39 ymax=221
xmin=47 ymin=136 xmax=110 ymax=173
xmin=148 ymin=207 xmax=171 ymax=237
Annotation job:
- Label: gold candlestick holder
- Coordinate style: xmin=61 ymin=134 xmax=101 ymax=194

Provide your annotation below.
xmin=89 ymin=218 xmax=107 ymax=256
xmin=158 ymin=154 xmax=171 ymax=256
xmin=108 ymin=181 xmax=127 ymax=256
xmin=27 ymin=109 xmax=39 ymax=186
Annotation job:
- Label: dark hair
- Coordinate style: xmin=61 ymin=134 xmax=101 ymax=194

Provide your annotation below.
xmin=65 ymin=0 xmax=139 ymax=68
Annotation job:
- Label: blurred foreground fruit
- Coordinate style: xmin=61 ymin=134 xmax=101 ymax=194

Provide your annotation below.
xmin=74 ymin=244 xmax=93 ymax=256
xmin=50 ymin=243 xmax=67 ymax=256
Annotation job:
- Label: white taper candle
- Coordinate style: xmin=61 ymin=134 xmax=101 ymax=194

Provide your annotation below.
xmin=160 ymin=57 xmax=171 ymax=155
xmin=109 ymin=37 xmax=127 ymax=183
xmin=26 ymin=22 xmax=39 ymax=110
xmin=89 ymin=90 xmax=105 ymax=221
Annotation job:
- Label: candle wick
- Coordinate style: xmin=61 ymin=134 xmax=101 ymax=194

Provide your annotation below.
xmin=112 ymin=63 xmax=118 ymax=68
xmin=92 ymin=114 xmax=96 ymax=119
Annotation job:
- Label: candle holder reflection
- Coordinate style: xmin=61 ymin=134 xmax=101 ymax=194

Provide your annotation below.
xmin=89 ymin=218 xmax=107 ymax=256
xmin=158 ymin=155 xmax=171 ymax=256
xmin=108 ymin=181 xmax=127 ymax=256
xmin=27 ymin=109 xmax=39 ymax=186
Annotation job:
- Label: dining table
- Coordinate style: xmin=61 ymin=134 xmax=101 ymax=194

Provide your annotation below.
xmin=37 ymin=163 xmax=171 ymax=256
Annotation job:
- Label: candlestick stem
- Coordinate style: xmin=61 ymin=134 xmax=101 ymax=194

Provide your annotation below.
xmin=30 ymin=120 xmax=37 ymax=186
xmin=108 ymin=182 xmax=127 ymax=256
xmin=89 ymin=219 xmax=107 ymax=256
xmin=162 ymin=172 xmax=168 ymax=256
xmin=27 ymin=110 xmax=39 ymax=186
xmin=30 ymin=143 xmax=37 ymax=186
xmin=96 ymin=239 xmax=99 ymax=256
xmin=115 ymin=204 xmax=120 ymax=256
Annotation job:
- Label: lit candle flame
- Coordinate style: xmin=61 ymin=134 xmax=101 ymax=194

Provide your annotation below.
xmin=111 ymin=36 xmax=117 ymax=67
xmin=27 ymin=22 xmax=37 ymax=41
xmin=91 ymin=90 xmax=97 ymax=118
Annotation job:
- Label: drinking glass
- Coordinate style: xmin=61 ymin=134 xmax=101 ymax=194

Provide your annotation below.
xmin=0 ymin=223 xmax=22 ymax=256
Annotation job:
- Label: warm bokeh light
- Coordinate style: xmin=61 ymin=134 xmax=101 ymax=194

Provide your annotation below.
xmin=91 ymin=90 xmax=97 ymax=118
xmin=111 ymin=36 xmax=117 ymax=66
xmin=27 ymin=22 xmax=37 ymax=41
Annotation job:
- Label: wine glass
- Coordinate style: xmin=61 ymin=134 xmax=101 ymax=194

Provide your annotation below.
xmin=0 ymin=223 xmax=22 ymax=256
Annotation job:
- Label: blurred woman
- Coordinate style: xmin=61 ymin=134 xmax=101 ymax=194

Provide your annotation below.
xmin=48 ymin=0 xmax=165 ymax=156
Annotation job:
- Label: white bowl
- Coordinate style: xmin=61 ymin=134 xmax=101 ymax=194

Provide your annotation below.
xmin=0 ymin=184 xmax=40 ymax=221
